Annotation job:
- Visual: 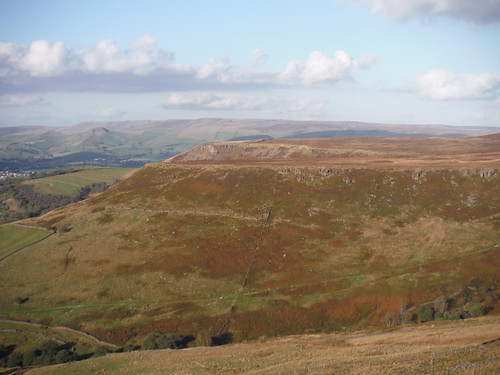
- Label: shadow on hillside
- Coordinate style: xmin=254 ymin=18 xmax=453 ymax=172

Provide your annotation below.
xmin=211 ymin=333 xmax=233 ymax=346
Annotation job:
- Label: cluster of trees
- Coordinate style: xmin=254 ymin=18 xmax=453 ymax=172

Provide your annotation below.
xmin=5 ymin=341 xmax=77 ymax=368
xmin=0 ymin=175 xmax=109 ymax=223
xmin=1 ymin=333 xmax=192 ymax=369
xmin=384 ymin=277 xmax=497 ymax=327
xmin=417 ymin=278 xmax=496 ymax=323
xmin=142 ymin=333 xmax=188 ymax=350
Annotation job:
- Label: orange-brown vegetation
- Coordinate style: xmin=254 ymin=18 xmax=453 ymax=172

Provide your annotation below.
xmin=170 ymin=133 xmax=500 ymax=168
xmin=0 ymin=135 xmax=498 ymax=351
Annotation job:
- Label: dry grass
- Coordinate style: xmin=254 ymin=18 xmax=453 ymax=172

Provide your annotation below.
xmin=170 ymin=134 xmax=500 ymax=168
xmin=26 ymin=316 xmax=500 ymax=375
xmin=0 ymin=137 xmax=498 ymax=347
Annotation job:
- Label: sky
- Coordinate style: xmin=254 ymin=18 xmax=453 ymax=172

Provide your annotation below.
xmin=0 ymin=0 xmax=499 ymax=127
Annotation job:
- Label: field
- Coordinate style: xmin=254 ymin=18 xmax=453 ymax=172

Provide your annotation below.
xmin=26 ymin=316 xmax=500 ymax=375
xmin=22 ymin=168 xmax=137 ymax=196
xmin=0 ymin=224 xmax=52 ymax=261
xmin=0 ymin=167 xmax=137 ymax=224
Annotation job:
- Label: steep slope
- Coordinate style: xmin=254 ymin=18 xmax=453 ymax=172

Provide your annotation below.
xmin=0 ymin=136 xmax=498 ymax=348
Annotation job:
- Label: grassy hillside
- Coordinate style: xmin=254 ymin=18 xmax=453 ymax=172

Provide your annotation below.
xmin=0 ymin=318 xmax=117 ymax=368
xmin=22 ymin=168 xmax=136 ymax=196
xmin=25 ymin=316 xmax=500 ymax=375
xmin=0 ymin=162 xmax=498 ymax=348
xmin=0 ymin=224 xmax=52 ymax=261
xmin=0 ymin=167 xmax=136 ymax=223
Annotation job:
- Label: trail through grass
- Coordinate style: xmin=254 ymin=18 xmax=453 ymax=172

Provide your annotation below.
xmin=23 ymin=168 xmax=136 ymax=195
xmin=0 ymin=224 xmax=52 ymax=261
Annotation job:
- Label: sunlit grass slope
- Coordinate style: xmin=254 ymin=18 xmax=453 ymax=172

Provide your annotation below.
xmin=0 ymin=224 xmax=52 ymax=260
xmin=22 ymin=168 xmax=136 ymax=195
xmin=27 ymin=316 xmax=500 ymax=375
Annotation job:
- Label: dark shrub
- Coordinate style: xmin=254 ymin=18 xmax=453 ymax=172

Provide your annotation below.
xmin=142 ymin=333 xmax=186 ymax=350
xmin=93 ymin=346 xmax=110 ymax=357
xmin=417 ymin=304 xmax=435 ymax=323
xmin=23 ymin=350 xmax=39 ymax=366
xmin=123 ymin=344 xmax=140 ymax=352
xmin=54 ymin=349 xmax=77 ymax=363
xmin=464 ymin=302 xmax=485 ymax=318
xmin=7 ymin=352 xmax=23 ymax=367
xmin=40 ymin=340 xmax=59 ymax=357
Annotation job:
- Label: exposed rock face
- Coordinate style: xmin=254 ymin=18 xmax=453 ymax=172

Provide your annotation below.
xmin=168 ymin=135 xmax=500 ymax=168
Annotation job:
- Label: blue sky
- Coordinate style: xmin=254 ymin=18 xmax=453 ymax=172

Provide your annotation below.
xmin=0 ymin=0 xmax=499 ymax=127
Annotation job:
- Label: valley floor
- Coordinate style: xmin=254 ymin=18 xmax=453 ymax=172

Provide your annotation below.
xmin=25 ymin=315 xmax=499 ymax=375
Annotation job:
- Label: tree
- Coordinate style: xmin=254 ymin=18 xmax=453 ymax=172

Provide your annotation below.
xmin=54 ymin=349 xmax=77 ymax=363
xmin=417 ymin=304 xmax=434 ymax=323
xmin=142 ymin=333 xmax=186 ymax=350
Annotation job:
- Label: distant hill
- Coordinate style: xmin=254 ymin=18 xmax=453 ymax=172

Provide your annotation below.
xmin=1 ymin=119 xmax=499 ymax=169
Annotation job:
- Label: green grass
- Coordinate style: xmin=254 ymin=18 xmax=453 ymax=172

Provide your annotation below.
xmin=0 ymin=301 xmax=146 ymax=315
xmin=0 ymin=224 xmax=51 ymax=260
xmin=23 ymin=168 xmax=136 ymax=196
xmin=0 ymin=320 xmax=115 ymax=359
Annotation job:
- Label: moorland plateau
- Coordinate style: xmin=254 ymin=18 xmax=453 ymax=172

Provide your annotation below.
xmin=1 ymin=119 xmax=499 ymax=169
xmin=0 ymin=133 xmax=499 ymax=373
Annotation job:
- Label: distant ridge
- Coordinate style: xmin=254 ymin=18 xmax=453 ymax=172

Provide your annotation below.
xmin=169 ymin=133 xmax=500 ymax=168
xmin=1 ymin=119 xmax=499 ymax=169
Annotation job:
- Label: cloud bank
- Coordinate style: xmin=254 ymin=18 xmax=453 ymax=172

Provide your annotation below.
xmin=416 ymin=69 xmax=500 ymax=100
xmin=163 ymin=92 xmax=326 ymax=116
xmin=0 ymin=35 xmax=376 ymax=94
xmin=345 ymin=0 xmax=500 ymax=24
xmin=0 ymin=94 xmax=43 ymax=107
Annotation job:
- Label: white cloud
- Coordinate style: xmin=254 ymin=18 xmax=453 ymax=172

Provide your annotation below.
xmin=0 ymin=35 xmax=175 ymax=78
xmin=279 ymin=50 xmax=377 ymax=85
xmin=416 ymin=69 xmax=500 ymax=100
xmin=0 ymin=94 xmax=43 ymax=107
xmin=345 ymin=0 xmax=500 ymax=24
xmin=21 ymin=40 xmax=68 ymax=76
xmin=0 ymin=36 xmax=375 ymax=93
xmin=79 ymin=35 xmax=171 ymax=75
xmin=163 ymin=92 xmax=326 ymax=116
xmin=195 ymin=55 xmax=275 ymax=84
xmin=0 ymin=40 xmax=68 ymax=77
